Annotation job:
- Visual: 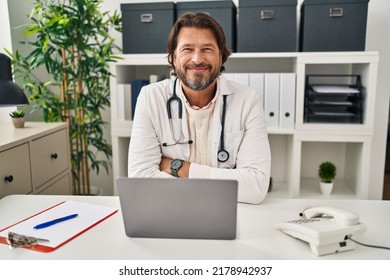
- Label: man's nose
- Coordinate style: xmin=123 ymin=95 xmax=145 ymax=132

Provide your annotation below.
xmin=191 ymin=50 xmax=204 ymax=64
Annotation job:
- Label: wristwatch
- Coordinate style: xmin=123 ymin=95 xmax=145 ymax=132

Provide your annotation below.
xmin=170 ymin=159 xmax=183 ymax=177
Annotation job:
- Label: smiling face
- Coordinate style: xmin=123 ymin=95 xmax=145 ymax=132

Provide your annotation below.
xmin=173 ymin=27 xmax=222 ymax=92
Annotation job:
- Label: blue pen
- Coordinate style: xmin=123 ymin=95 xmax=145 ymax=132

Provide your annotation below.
xmin=33 ymin=214 xmax=79 ymax=229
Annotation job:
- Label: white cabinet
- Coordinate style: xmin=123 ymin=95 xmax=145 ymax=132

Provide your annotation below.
xmin=110 ymin=52 xmax=380 ymax=199
xmin=0 ymin=122 xmax=72 ymax=198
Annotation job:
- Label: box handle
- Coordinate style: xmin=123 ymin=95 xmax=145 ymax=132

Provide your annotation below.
xmin=329 ymin=8 xmax=343 ymax=17
xmin=261 ymin=10 xmax=274 ymax=20
xmin=140 ymin=13 xmax=153 ymax=23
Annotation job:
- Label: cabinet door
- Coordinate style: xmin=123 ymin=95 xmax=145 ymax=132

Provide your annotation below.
xmin=37 ymin=173 xmax=72 ymax=195
xmin=0 ymin=144 xmax=32 ymax=198
xmin=30 ymin=129 xmax=69 ymax=190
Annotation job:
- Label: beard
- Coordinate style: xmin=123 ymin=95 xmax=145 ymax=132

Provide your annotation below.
xmin=176 ymin=63 xmax=220 ymax=91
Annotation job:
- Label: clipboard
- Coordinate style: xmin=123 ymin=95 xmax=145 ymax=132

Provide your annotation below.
xmin=0 ymin=200 xmax=118 ymax=252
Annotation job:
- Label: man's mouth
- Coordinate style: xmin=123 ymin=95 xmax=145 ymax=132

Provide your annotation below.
xmin=186 ymin=64 xmax=211 ymax=72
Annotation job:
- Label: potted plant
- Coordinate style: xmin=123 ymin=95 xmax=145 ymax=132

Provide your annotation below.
xmin=318 ymin=161 xmax=337 ymax=195
xmin=8 ymin=0 xmax=122 ymax=195
xmin=9 ymin=110 xmax=25 ymax=128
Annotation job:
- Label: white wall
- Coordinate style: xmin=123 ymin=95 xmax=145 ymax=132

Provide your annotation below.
xmin=364 ymin=0 xmax=390 ymax=198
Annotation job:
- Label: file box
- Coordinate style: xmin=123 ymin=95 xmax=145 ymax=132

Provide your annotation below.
xmin=300 ymin=0 xmax=370 ymax=52
xmin=176 ymin=1 xmax=237 ymax=51
xmin=121 ymin=2 xmax=175 ymax=53
xmin=237 ymin=0 xmax=297 ymax=52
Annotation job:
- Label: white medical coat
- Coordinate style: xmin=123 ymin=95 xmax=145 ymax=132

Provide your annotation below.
xmin=128 ymin=75 xmax=271 ymax=204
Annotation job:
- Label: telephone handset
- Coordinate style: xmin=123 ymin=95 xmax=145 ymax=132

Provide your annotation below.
xmin=275 ymin=206 xmax=366 ymax=256
xmin=303 ymin=206 xmax=359 ymax=226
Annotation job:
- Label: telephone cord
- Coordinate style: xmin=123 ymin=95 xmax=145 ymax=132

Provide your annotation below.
xmin=346 ymin=236 xmax=390 ymax=251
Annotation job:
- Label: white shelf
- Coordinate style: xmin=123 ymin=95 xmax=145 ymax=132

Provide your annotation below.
xmin=110 ymin=51 xmax=380 ymax=199
xmin=299 ymin=178 xmax=358 ymax=200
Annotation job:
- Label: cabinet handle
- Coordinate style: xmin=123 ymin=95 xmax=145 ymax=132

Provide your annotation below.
xmin=51 ymin=153 xmax=58 ymax=159
xmin=4 ymin=175 xmax=14 ymax=183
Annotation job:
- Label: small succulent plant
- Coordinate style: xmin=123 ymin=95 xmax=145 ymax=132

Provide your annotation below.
xmin=9 ymin=110 xmax=25 ymax=118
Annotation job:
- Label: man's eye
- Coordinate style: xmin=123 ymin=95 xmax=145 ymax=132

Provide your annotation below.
xmin=204 ymin=48 xmax=214 ymax=53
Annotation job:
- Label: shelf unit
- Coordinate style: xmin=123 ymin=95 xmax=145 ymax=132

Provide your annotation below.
xmin=110 ymin=52 xmax=379 ymax=199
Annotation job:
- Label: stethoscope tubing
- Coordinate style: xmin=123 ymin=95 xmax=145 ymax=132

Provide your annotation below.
xmin=165 ymin=78 xmax=229 ymax=162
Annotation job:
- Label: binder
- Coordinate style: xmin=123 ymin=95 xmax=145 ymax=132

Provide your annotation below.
xmin=249 ymin=73 xmax=265 ymax=109
xmin=0 ymin=200 xmax=118 ymax=252
xmin=264 ymin=73 xmax=280 ymax=130
xmin=131 ymin=80 xmax=149 ymax=120
xmin=279 ymin=73 xmax=296 ymax=130
xmin=116 ymin=84 xmax=132 ymax=121
xmin=223 ymin=73 xmax=235 ymax=81
xmin=234 ymin=73 xmax=249 ymax=86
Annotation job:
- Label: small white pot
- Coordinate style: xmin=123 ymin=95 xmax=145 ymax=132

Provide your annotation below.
xmin=90 ymin=186 xmax=104 ymax=196
xmin=320 ymin=181 xmax=333 ymax=196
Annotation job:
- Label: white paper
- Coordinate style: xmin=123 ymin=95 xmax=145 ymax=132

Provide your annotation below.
xmin=0 ymin=200 xmax=117 ymax=248
xmin=311 ymin=85 xmax=359 ymax=94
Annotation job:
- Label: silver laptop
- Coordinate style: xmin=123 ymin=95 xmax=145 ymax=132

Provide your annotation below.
xmin=116 ymin=177 xmax=238 ymax=240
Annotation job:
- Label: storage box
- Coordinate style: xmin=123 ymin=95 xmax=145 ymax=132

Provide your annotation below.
xmin=300 ymin=0 xmax=370 ymax=52
xmin=237 ymin=0 xmax=297 ymax=52
xmin=121 ymin=3 xmax=175 ymax=53
xmin=176 ymin=1 xmax=237 ymax=51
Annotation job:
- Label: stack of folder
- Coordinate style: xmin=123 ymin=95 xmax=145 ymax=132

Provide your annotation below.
xmin=224 ymin=72 xmax=296 ymax=131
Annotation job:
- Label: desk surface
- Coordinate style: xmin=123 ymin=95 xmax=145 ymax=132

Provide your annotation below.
xmin=0 ymin=195 xmax=389 ymax=260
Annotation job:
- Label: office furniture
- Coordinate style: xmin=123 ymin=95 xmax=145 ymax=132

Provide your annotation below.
xmin=0 ymin=122 xmax=72 ymax=198
xmin=110 ymin=52 xmax=380 ymax=199
xmin=0 ymin=194 xmax=389 ymax=259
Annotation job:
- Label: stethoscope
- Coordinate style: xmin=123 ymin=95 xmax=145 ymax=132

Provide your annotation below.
xmin=162 ymin=78 xmax=229 ymax=163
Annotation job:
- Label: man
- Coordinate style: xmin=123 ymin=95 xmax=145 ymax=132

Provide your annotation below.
xmin=128 ymin=13 xmax=271 ymax=204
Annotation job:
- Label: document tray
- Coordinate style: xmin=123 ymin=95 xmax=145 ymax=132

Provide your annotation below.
xmin=304 ymin=75 xmax=363 ymax=124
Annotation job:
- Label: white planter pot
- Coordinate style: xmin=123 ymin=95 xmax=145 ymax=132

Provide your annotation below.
xmin=320 ymin=181 xmax=333 ymax=196
xmin=90 ymin=186 xmax=104 ymax=196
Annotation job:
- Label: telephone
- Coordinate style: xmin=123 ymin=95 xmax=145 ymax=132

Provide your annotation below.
xmin=275 ymin=206 xmax=366 ymax=256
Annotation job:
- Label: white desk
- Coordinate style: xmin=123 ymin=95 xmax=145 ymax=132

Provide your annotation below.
xmin=0 ymin=195 xmax=389 ymax=260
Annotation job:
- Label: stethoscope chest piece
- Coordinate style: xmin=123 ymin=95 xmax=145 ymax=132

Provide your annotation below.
xmin=217 ymin=149 xmax=229 ymax=162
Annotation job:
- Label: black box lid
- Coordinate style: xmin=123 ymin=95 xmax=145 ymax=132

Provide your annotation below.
xmin=239 ymin=0 xmax=297 ymax=8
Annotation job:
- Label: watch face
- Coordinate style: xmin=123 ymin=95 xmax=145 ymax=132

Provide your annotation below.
xmin=171 ymin=159 xmax=182 ymax=169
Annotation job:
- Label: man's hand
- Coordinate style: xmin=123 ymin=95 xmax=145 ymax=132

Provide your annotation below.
xmin=160 ymin=156 xmax=190 ymax=178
